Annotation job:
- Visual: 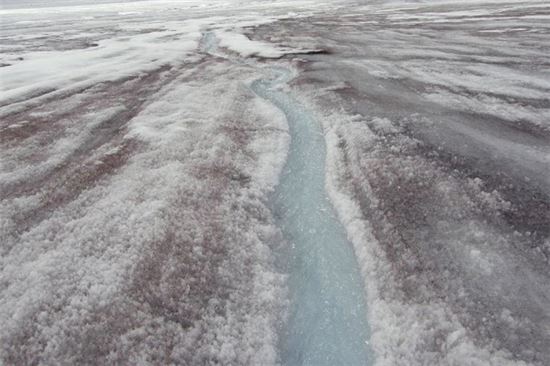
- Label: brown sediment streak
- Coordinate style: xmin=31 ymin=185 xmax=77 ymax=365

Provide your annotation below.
xmin=0 ymin=64 xmax=172 ymax=145
xmin=6 ymin=139 xmax=138 ymax=242
xmin=0 ymin=65 xmax=179 ymax=248
xmin=1 ymin=65 xmax=174 ymax=197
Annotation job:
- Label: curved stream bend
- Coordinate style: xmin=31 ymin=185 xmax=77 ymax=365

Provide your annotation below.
xmin=251 ymin=68 xmax=373 ymax=366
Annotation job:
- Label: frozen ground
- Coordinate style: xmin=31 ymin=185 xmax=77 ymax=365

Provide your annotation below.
xmin=1 ymin=0 xmax=549 ymax=365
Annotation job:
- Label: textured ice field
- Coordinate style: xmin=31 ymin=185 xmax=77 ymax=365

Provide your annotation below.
xmin=1 ymin=0 xmax=550 ymax=365
xmin=249 ymin=1 xmax=550 ymax=364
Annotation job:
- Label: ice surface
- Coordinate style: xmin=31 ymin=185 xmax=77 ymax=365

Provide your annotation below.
xmin=0 ymin=1 xmax=297 ymax=363
xmin=248 ymin=1 xmax=550 ymax=364
xmin=1 ymin=0 xmax=550 ymax=364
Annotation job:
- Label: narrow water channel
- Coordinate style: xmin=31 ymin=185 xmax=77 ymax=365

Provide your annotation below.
xmin=251 ymin=68 xmax=372 ymax=366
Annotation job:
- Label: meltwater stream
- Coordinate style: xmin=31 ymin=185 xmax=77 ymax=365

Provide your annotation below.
xmin=251 ymin=68 xmax=372 ymax=366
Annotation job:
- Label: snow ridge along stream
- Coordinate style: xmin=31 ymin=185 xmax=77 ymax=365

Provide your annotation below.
xmin=252 ymin=68 xmax=372 ymax=365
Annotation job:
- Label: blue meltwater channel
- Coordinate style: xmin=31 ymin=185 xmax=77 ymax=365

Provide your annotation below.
xmin=251 ymin=68 xmax=373 ymax=366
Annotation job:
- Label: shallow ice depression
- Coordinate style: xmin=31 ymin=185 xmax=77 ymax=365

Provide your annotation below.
xmin=252 ymin=68 xmax=373 ymax=366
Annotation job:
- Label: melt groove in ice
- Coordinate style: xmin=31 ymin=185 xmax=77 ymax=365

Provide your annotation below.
xmin=251 ymin=68 xmax=373 ymax=366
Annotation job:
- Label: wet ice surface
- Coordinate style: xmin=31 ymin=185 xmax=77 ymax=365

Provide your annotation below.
xmin=252 ymin=69 xmax=371 ymax=365
xmin=1 ymin=0 xmax=550 ymax=365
